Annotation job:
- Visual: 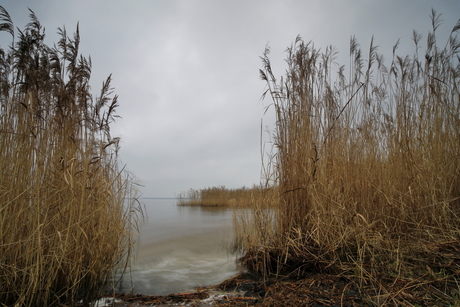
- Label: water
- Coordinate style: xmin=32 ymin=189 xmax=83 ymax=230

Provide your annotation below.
xmin=120 ymin=198 xmax=239 ymax=295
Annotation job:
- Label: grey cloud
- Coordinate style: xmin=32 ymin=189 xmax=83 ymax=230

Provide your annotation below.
xmin=1 ymin=0 xmax=458 ymax=196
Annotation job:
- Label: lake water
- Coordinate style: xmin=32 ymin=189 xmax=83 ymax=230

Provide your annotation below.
xmin=119 ymin=198 xmax=239 ymax=295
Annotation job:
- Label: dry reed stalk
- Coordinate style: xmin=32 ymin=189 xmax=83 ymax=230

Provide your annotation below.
xmin=0 ymin=7 xmax=141 ymax=306
xmin=234 ymin=10 xmax=460 ymax=304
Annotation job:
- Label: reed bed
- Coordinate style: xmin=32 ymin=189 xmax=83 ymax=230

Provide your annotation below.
xmin=0 ymin=7 xmax=141 ymax=306
xmin=234 ymin=10 xmax=460 ymax=304
xmin=177 ymin=185 xmax=273 ymax=207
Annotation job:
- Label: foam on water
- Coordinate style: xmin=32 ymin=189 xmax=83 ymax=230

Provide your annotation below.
xmin=119 ymin=199 xmax=239 ymax=295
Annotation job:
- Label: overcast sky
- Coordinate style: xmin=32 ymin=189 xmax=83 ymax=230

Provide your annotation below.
xmin=1 ymin=1 xmax=459 ymax=197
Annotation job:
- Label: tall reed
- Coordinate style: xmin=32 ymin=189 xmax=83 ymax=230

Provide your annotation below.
xmin=0 ymin=7 xmax=141 ymax=306
xmin=234 ymin=10 xmax=460 ymax=303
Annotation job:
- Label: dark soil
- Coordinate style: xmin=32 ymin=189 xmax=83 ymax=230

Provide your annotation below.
xmin=92 ymin=271 xmax=460 ymax=306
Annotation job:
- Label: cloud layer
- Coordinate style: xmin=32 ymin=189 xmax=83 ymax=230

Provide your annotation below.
xmin=1 ymin=1 xmax=458 ymax=197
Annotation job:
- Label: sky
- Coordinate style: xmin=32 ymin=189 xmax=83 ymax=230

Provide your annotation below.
xmin=1 ymin=1 xmax=459 ymax=197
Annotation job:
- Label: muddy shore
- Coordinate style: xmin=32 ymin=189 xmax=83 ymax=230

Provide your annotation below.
xmin=90 ymin=271 xmax=457 ymax=307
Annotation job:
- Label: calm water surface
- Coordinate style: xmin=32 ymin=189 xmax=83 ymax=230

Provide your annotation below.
xmin=120 ymin=198 xmax=239 ymax=295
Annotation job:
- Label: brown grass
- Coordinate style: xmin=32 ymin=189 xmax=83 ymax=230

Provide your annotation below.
xmin=0 ymin=7 xmax=141 ymax=306
xmin=233 ymin=10 xmax=460 ymax=305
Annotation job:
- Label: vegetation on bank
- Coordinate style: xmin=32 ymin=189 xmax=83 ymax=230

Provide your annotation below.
xmin=177 ymin=185 xmax=275 ymax=207
xmin=0 ymin=7 xmax=141 ymax=307
xmin=233 ymin=10 xmax=460 ymax=305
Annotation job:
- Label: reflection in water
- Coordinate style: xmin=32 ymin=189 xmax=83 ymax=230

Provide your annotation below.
xmin=120 ymin=199 xmax=239 ymax=295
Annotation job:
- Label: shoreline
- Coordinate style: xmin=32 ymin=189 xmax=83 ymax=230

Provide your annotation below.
xmin=92 ymin=269 xmax=460 ymax=306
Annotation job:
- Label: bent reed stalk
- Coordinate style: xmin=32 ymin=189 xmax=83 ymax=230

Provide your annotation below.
xmin=234 ymin=10 xmax=460 ymax=303
xmin=0 ymin=7 xmax=141 ymax=307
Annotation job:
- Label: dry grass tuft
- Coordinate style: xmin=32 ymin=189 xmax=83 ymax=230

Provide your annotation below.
xmin=234 ymin=10 xmax=460 ymax=304
xmin=0 ymin=7 xmax=141 ymax=306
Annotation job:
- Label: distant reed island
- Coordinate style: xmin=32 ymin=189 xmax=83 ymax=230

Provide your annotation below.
xmin=177 ymin=185 xmax=274 ymax=207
